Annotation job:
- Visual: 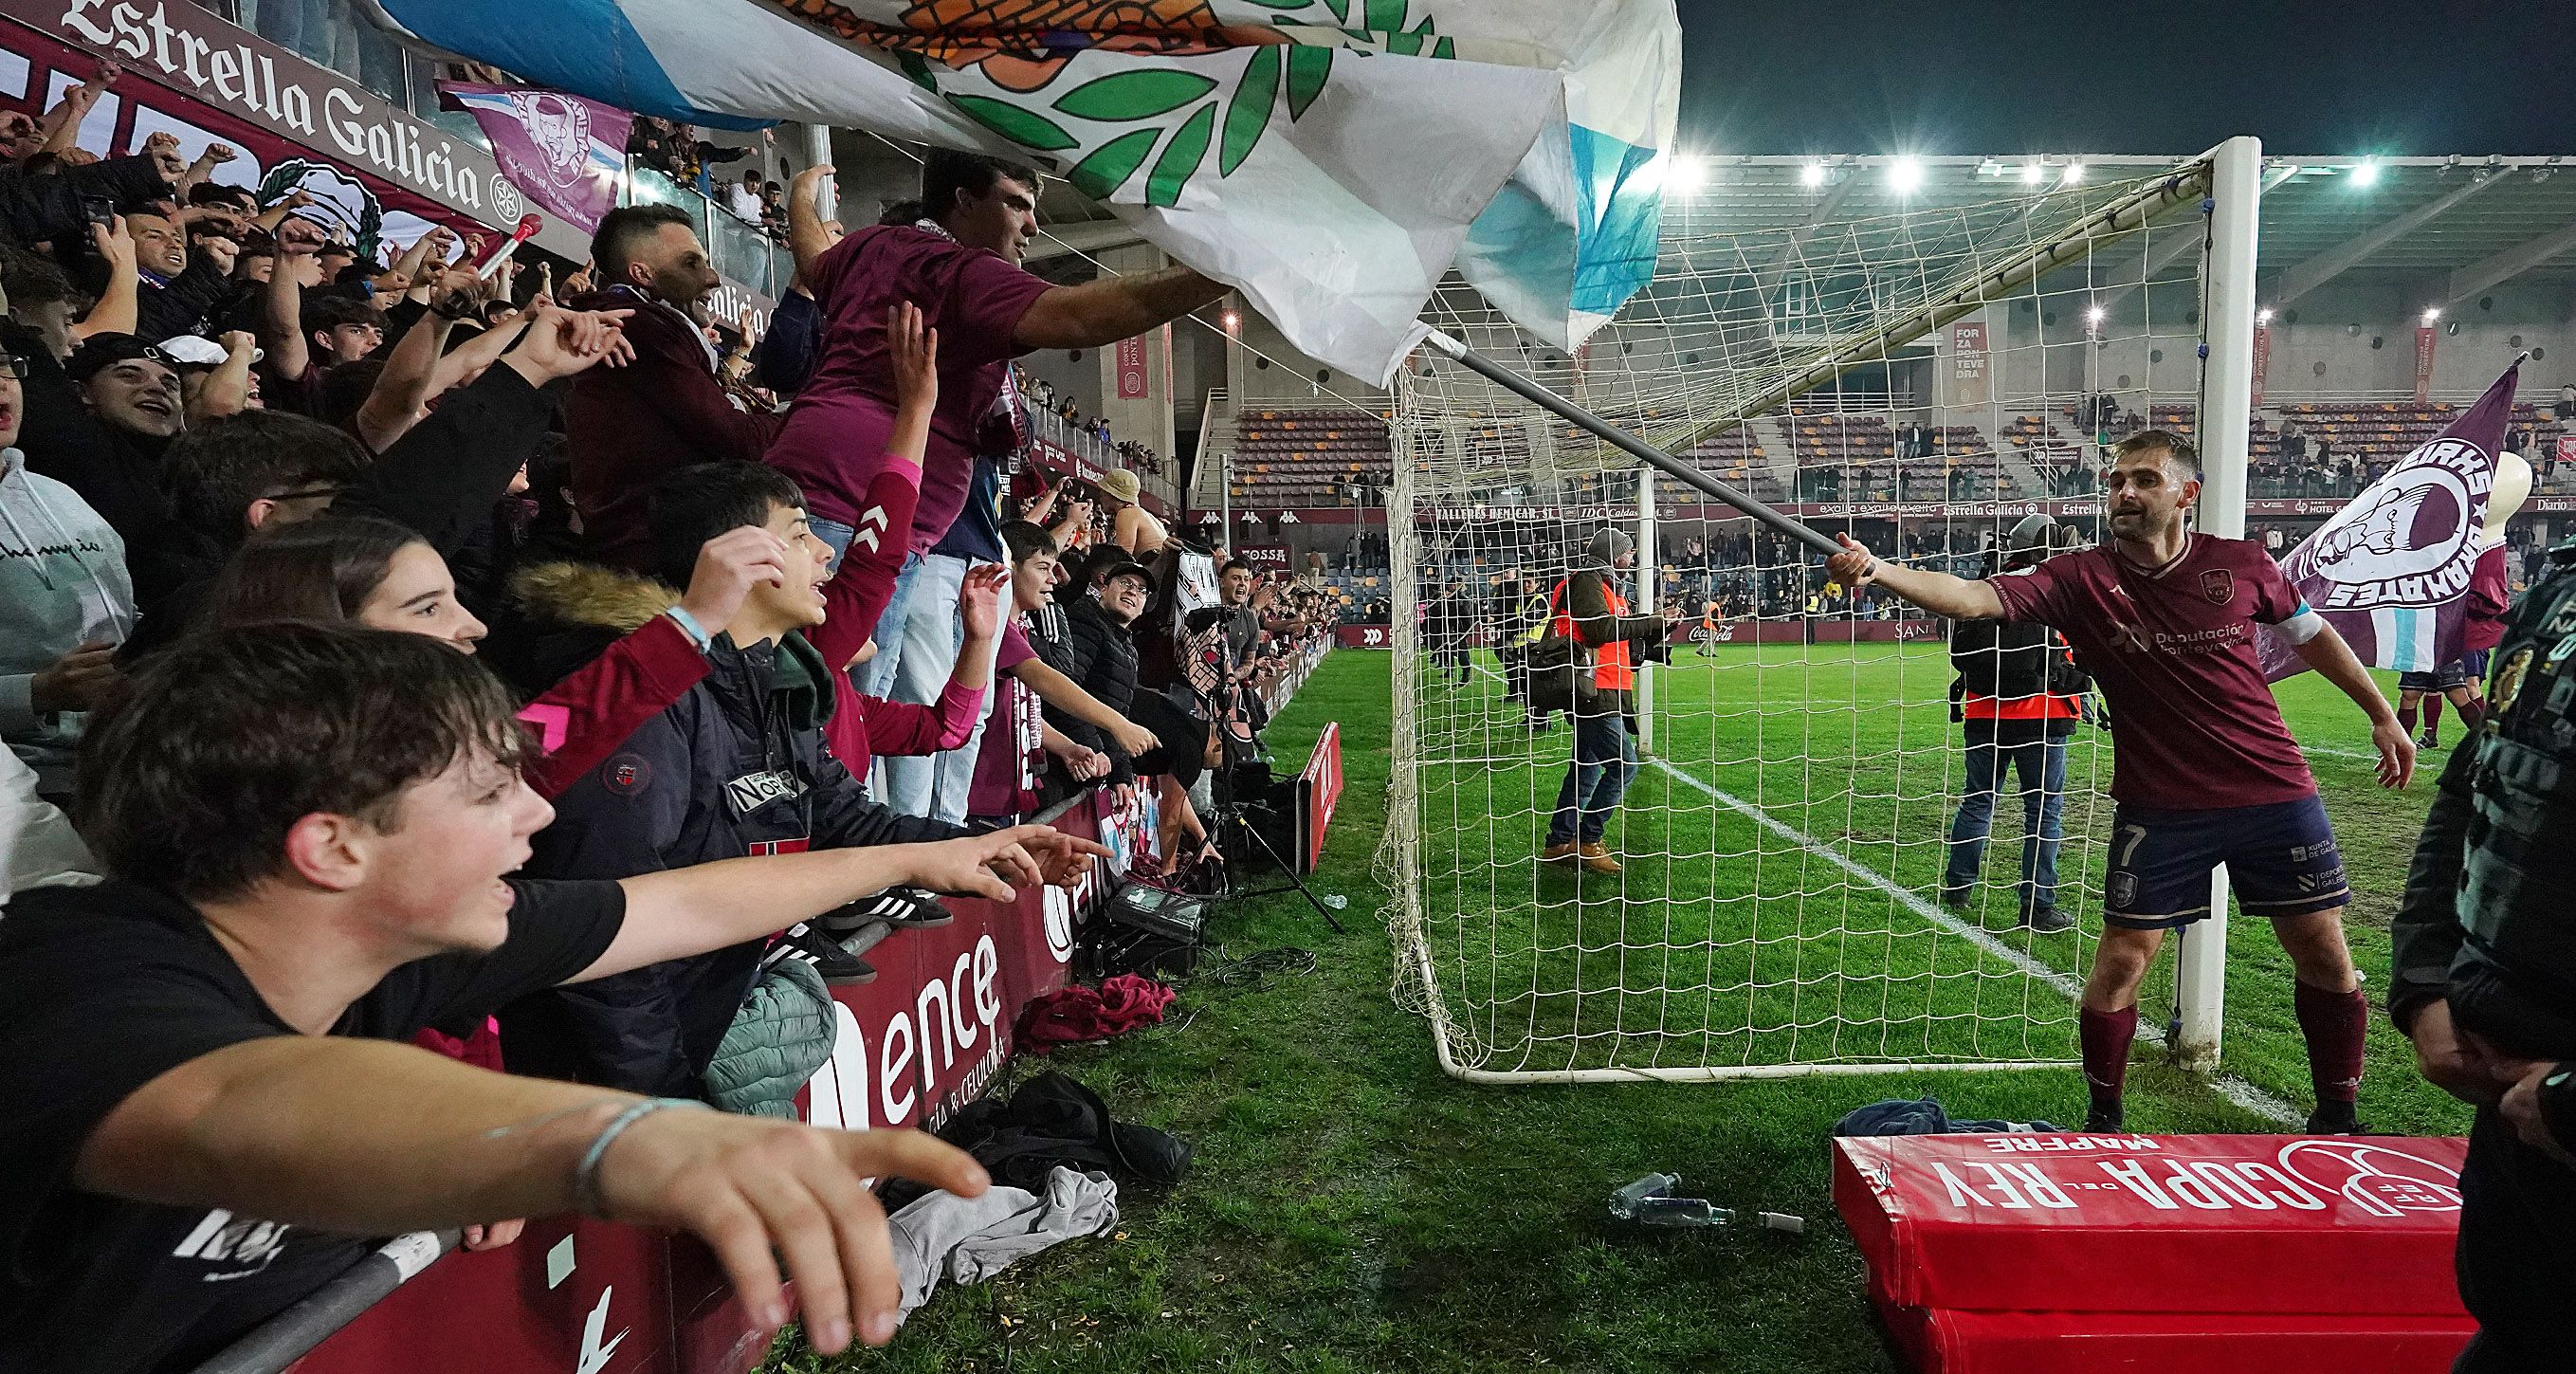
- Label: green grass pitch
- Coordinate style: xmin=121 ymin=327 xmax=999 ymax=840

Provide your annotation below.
xmin=772 ymin=648 xmax=2469 ymax=1374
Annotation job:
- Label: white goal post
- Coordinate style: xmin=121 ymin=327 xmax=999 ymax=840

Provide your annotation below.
xmin=1382 ymin=138 xmax=2263 ymax=1084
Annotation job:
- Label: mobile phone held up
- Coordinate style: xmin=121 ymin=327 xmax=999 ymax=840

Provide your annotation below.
xmin=79 ymin=195 xmax=113 ymax=229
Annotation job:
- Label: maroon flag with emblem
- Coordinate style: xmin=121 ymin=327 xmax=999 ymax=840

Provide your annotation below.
xmin=439 ymin=82 xmax=630 ymax=235
xmin=2259 ymin=365 xmax=2519 ymax=681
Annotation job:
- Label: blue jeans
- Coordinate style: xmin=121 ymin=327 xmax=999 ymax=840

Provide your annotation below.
xmin=1546 ymin=710 xmax=1639 ymax=847
xmin=874 ymin=553 xmax=986 ymax=824
xmin=1944 ymin=721 xmax=2069 ymax=913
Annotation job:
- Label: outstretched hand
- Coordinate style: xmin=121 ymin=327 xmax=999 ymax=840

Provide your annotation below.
xmin=504 ymin=305 xmax=635 ymax=382
xmin=2370 ymin=716 xmax=2417 ymax=790
xmin=886 ymin=301 xmax=938 ymax=411
xmin=1825 ymin=533 xmax=1878 ymax=589
xmin=596 ymin=1107 xmax=987 ymax=1355
xmin=958 ymin=561 xmax=1008 ymax=641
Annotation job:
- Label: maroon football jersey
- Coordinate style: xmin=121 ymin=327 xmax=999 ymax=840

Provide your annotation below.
xmin=1989 ymin=534 xmax=2315 ymax=810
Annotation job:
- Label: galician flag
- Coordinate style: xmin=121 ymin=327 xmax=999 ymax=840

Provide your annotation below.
xmin=368 ymin=0 xmax=1679 ymax=386
xmin=2259 ymin=364 xmax=2519 ymax=682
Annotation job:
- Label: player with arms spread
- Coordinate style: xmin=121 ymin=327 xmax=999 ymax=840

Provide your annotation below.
xmin=1827 ymin=430 xmax=2414 ymax=1132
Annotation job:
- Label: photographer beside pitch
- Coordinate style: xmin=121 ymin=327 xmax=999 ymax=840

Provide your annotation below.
xmin=1826 ymin=430 xmax=2413 ymax=1133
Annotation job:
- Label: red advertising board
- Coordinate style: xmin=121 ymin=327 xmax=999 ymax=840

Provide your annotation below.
xmin=1337 ymin=624 xmax=1392 ymax=649
xmin=1833 ymin=1133 xmax=2468 ymax=1317
xmin=267 ymin=785 xmax=1162 ymax=1374
xmin=1233 ymin=542 xmax=1291 ymax=572
xmin=2414 ymin=324 xmax=2439 ymax=404
xmin=1114 ymin=336 xmax=1149 ymax=400
xmin=1296 ymin=722 xmax=1343 ymax=872
xmin=1680 ymin=618 xmax=1944 ymax=646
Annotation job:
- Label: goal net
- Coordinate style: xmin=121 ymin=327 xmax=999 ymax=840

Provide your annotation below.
xmin=1383 ymin=156 xmax=2242 ymax=1082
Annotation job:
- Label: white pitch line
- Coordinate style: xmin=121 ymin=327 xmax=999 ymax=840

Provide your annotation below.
xmin=1643 ymin=757 xmax=2303 ymax=1127
xmin=1451 ymin=648 xmax=2302 ymax=1124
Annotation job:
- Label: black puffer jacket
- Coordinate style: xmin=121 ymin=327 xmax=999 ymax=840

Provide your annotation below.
xmin=1053 ymin=595 xmax=1140 ymax=775
xmin=497 ymin=561 xmax=963 ymax=1097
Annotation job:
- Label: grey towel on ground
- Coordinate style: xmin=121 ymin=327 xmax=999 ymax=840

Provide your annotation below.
xmin=889 ymin=1165 xmax=1121 ymax=1318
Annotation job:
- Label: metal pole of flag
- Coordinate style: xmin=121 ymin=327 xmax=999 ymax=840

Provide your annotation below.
xmin=2175 ymin=135 xmax=2265 ymax=1073
xmin=1635 ymin=465 xmax=1657 ymax=753
xmin=1420 ymin=330 xmax=1845 ymax=559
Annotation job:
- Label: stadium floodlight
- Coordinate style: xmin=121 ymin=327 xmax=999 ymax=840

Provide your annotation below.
xmin=2422 ymin=306 xmax=2441 ymax=323
xmin=1222 ymin=309 xmax=1241 ymax=333
xmin=2086 ymin=304 xmax=2107 ymax=326
xmin=2020 ymin=161 xmax=2045 ymax=186
xmin=1801 ymin=161 xmax=1826 ymax=189
xmin=2352 ymin=159 xmax=2381 ymax=187
xmin=1665 ymin=153 xmax=1708 ymax=195
xmin=2062 ymin=161 xmax=2085 ymax=184
xmin=1888 ymin=156 xmax=1924 ymax=194
xmin=2256 ymin=307 xmax=2274 ymax=324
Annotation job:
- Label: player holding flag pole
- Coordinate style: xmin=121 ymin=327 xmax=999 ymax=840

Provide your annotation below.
xmin=1827 ymin=430 xmax=2414 ymax=1133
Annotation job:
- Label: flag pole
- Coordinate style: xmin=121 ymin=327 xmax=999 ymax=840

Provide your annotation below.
xmin=1420 ymin=330 xmax=1844 ymax=559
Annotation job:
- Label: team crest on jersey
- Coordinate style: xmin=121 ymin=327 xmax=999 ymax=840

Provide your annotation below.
xmin=2199 ymin=569 xmax=2234 ymax=606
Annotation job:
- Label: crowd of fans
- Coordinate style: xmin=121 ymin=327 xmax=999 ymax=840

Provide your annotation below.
xmin=626 ymin=118 xmax=792 ymax=240
xmin=1012 ymin=363 xmax=1168 ymax=479
xmin=0 ymin=73 xmax=1350 ymax=1365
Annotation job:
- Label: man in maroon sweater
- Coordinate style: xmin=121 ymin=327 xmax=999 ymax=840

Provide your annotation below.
xmin=565 ymin=204 xmax=784 ymax=569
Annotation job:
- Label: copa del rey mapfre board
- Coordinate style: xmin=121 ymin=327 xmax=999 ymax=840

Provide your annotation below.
xmin=1831 ymin=1133 xmax=2468 ymax=1317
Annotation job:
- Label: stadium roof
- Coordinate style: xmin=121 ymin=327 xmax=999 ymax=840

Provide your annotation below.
xmin=1025 ymin=152 xmax=2576 ymax=304
xmin=1660 ymin=155 xmax=2576 ymax=300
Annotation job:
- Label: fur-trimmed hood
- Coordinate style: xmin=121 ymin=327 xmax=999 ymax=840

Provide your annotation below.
xmin=509 ymin=559 xmax=682 ymax=633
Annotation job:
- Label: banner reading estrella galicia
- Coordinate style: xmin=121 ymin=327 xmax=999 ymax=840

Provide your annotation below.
xmin=2258 ymin=365 xmax=2518 ymax=682
xmin=364 ymin=0 xmax=1680 ymax=387
xmin=438 ymin=82 xmax=630 ymax=236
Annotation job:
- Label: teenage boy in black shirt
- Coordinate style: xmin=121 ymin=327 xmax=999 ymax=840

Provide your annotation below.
xmin=0 ymin=624 xmax=1099 ymax=1373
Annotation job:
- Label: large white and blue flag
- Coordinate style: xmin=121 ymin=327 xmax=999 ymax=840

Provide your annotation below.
xmin=369 ymin=0 xmax=1679 ymax=385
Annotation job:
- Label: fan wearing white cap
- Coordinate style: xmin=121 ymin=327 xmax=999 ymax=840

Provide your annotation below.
xmin=1098 ymin=467 xmax=1167 ymax=557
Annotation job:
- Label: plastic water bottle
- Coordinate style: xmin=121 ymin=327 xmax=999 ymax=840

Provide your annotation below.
xmin=1609 ymin=1172 xmax=1680 ymax=1220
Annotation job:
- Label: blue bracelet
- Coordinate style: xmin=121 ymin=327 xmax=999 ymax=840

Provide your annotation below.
xmin=574 ymin=1098 xmax=708 ymax=1218
xmin=665 ymin=607 xmax=713 ymax=652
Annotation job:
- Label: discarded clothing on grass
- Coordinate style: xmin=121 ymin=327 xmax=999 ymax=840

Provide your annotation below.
xmin=889 ymin=1164 xmax=1120 ymax=1320
xmin=1017 ymin=973 xmax=1177 ymax=1051
xmin=883 ymin=1072 xmax=1189 ymax=1209
xmin=1833 ymin=1096 xmax=2060 ymax=1136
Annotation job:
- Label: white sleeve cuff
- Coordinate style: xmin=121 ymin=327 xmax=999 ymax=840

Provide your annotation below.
xmin=2275 ymin=609 xmax=2328 ymax=645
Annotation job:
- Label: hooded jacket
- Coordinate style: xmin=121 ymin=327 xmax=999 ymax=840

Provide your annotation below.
xmin=0 ymin=446 xmax=134 ymax=795
xmin=496 ymin=561 xmax=965 ymax=1096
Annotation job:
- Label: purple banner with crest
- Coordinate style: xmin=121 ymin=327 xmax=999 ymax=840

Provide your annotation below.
xmin=437 ymin=82 xmax=629 ymax=236
xmin=2259 ymin=366 xmax=2518 ymax=681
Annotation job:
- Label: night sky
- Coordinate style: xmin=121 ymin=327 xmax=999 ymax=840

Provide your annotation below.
xmin=1679 ymin=1 xmax=2576 ymax=156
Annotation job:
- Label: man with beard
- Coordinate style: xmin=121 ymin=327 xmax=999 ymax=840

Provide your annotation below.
xmin=1828 ymin=430 xmax=2411 ymax=1133
xmin=564 ymin=204 xmax=786 ymax=568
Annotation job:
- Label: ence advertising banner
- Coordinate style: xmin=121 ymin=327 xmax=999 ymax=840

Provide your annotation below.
xmin=238 ymin=782 xmax=1163 ymax=1374
xmin=0 ymin=0 xmax=590 ymax=262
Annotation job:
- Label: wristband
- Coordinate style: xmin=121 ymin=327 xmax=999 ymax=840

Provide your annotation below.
xmin=574 ymin=1098 xmax=708 ymax=1218
xmin=665 ymin=607 xmax=713 ymax=652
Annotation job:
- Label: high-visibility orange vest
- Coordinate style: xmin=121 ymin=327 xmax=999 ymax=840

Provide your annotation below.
xmin=1962 ymin=638 xmax=2083 ymax=722
xmin=1549 ymin=576 xmax=1635 ymax=691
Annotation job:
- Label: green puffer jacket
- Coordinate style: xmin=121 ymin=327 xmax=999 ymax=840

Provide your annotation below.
xmin=703 ymin=956 xmax=837 ymax=1118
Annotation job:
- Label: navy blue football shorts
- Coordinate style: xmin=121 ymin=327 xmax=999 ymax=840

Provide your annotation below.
xmin=2101 ymin=795 xmax=2348 ymax=930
